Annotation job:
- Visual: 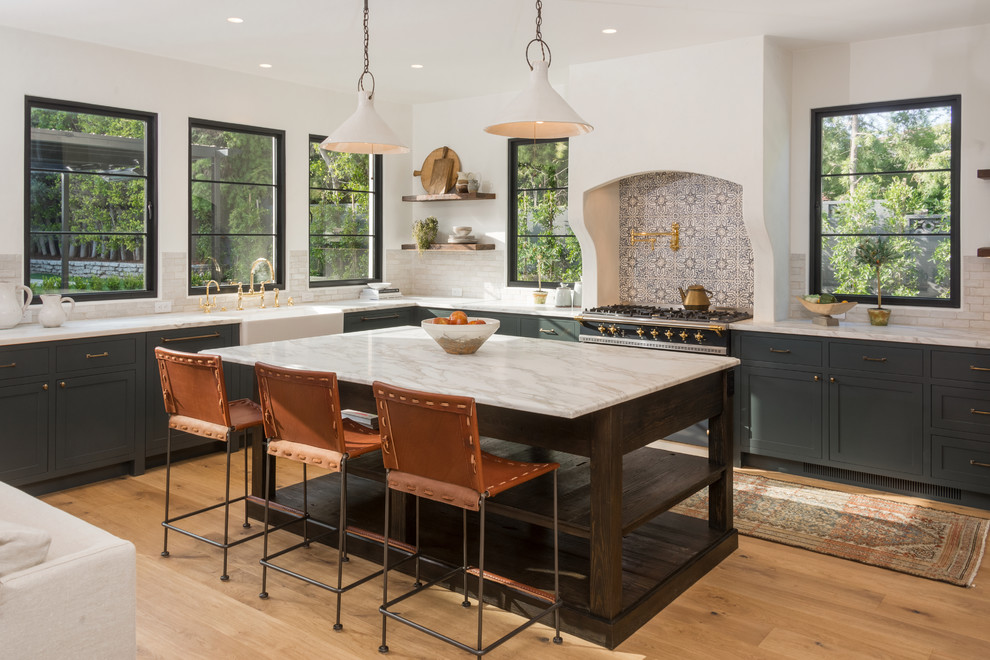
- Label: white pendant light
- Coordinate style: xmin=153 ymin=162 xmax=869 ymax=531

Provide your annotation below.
xmin=484 ymin=0 xmax=592 ymax=139
xmin=322 ymin=0 xmax=408 ymax=155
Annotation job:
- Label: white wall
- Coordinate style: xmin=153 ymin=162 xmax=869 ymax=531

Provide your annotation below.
xmin=789 ymin=24 xmax=990 ymax=267
xmin=0 ymin=25 xmax=413 ymax=313
xmin=567 ymin=36 xmax=783 ymax=316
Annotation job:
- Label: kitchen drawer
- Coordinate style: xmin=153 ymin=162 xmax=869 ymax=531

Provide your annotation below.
xmin=343 ymin=308 xmax=413 ymax=332
xmin=519 ymin=317 xmax=579 ymax=342
xmin=56 ymin=336 xmax=139 ymax=373
xmin=828 ymin=341 xmax=922 ymax=377
xmin=738 ymin=334 xmax=823 ymax=367
xmin=931 ymin=435 xmax=990 ymax=494
xmin=932 ymin=385 xmax=990 ymax=435
xmin=0 ymin=345 xmax=49 ymax=382
xmin=152 ymin=326 xmax=233 ymax=352
xmin=931 ymin=348 xmax=990 ymax=385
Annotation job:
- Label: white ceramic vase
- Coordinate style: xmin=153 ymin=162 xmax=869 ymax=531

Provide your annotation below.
xmin=38 ymin=294 xmax=75 ymax=328
xmin=0 ymin=283 xmax=33 ymax=329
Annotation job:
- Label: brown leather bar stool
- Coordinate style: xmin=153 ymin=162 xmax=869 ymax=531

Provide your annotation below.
xmin=372 ymin=381 xmax=563 ymax=656
xmin=254 ymin=362 xmax=384 ymax=632
xmin=155 ymin=347 xmax=264 ymax=581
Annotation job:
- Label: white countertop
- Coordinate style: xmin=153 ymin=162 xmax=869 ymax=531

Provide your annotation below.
xmin=210 ymin=326 xmax=740 ymax=419
xmin=732 ymin=318 xmax=990 ymax=350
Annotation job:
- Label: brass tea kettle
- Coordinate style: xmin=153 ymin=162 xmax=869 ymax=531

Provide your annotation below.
xmin=679 ymin=284 xmax=712 ymax=311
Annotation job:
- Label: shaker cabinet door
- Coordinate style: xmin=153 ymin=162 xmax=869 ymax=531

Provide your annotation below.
xmin=0 ymin=381 xmax=51 ymax=484
xmin=55 ymin=370 xmax=136 ymax=471
xmin=828 ymin=375 xmax=924 ymax=476
xmin=740 ymin=366 xmax=825 ymax=460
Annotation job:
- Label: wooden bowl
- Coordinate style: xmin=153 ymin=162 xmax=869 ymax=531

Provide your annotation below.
xmin=796 ymin=297 xmax=858 ymax=316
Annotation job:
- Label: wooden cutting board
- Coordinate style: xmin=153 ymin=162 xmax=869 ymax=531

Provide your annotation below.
xmin=413 ymin=146 xmax=460 ymax=194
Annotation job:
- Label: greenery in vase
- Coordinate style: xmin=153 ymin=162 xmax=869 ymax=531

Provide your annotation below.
xmin=413 ymin=216 xmax=438 ymax=252
xmin=853 ymin=237 xmax=898 ymax=309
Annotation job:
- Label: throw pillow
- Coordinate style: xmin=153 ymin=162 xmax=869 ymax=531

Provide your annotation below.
xmin=0 ymin=520 xmax=52 ymax=578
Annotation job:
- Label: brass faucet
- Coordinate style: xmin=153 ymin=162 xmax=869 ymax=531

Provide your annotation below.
xmin=239 ymin=258 xmax=276 ymax=308
xmin=198 ymin=279 xmax=220 ymax=314
xmin=631 ymin=223 xmax=680 ymax=252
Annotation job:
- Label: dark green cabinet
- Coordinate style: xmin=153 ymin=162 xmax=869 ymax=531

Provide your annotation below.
xmin=0 ymin=380 xmax=50 ymax=483
xmin=519 ymin=316 xmax=580 ymax=342
xmin=145 ymin=325 xmax=239 ymax=457
xmin=343 ymin=307 xmax=415 ymax=332
xmin=739 ymin=365 xmax=824 ymax=460
xmin=55 ymin=370 xmax=137 ymax=471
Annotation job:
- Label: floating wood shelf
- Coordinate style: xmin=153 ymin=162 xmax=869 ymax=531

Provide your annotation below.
xmin=402 ymin=192 xmax=496 ymax=202
xmin=978 ymin=169 xmax=990 ymax=179
xmin=400 ymin=243 xmax=494 ymax=251
xmin=978 ymin=247 xmax=990 ymax=257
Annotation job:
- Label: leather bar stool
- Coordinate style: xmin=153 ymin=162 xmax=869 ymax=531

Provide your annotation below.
xmin=254 ymin=362 xmax=384 ymax=632
xmin=155 ymin=347 xmax=264 ymax=581
xmin=372 ymin=381 xmax=563 ymax=656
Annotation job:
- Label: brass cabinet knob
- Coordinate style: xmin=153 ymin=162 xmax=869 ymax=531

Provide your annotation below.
xmin=813 ymin=375 xmax=820 ymax=381
xmin=829 ymin=377 xmax=836 ymax=383
xmin=43 ymin=383 xmax=49 ymax=391
xmin=60 ymin=381 xmax=66 ymax=388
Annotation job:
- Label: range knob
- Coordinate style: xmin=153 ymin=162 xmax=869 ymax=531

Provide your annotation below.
xmin=636 ymin=327 xmax=645 ymax=337
xmin=608 ymin=324 xmax=618 ymax=336
xmin=694 ymin=331 xmax=705 ymax=342
xmin=598 ymin=324 xmax=606 ymax=335
xmin=679 ymin=330 xmax=689 ymax=342
xmin=664 ymin=328 xmax=674 ymax=340
xmin=650 ymin=328 xmax=659 ymax=340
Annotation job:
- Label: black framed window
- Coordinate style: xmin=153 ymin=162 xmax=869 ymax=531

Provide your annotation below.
xmin=25 ymin=97 xmax=156 ymax=300
xmin=308 ymin=137 xmax=382 ymax=286
xmin=508 ymin=138 xmax=581 ymax=287
xmin=811 ymin=95 xmax=960 ymax=307
xmin=189 ymin=119 xmax=284 ymax=292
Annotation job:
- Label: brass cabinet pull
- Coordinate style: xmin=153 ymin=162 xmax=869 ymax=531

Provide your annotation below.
xmin=361 ymin=314 xmax=400 ymax=321
xmin=862 ymin=356 xmax=887 ymax=363
xmin=161 ymin=332 xmax=221 ymax=343
xmin=86 ymin=352 xmax=109 ymax=359
xmin=769 ymin=348 xmax=791 ymax=354
xmin=59 ymin=381 xmax=66 ymax=388
xmin=970 ymin=460 xmax=990 ymax=468
xmin=539 ymin=328 xmax=558 ymax=335
xmin=830 ymin=377 xmax=836 ymax=383
xmin=813 ymin=375 xmax=820 ymax=381
xmin=42 ymin=383 xmax=48 ymax=391
xmin=0 ymin=362 xmax=15 ymax=368
xmin=971 ymin=408 xmax=990 ymax=416
xmin=970 ymin=365 xmax=990 ymax=372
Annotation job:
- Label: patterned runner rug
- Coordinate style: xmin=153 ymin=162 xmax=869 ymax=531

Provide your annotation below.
xmin=672 ymin=473 xmax=989 ymax=587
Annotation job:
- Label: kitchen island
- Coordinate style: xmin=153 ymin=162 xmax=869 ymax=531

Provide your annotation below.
xmin=211 ymin=326 xmax=740 ymax=648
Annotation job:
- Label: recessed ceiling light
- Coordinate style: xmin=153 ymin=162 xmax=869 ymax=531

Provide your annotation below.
xmin=410 ymin=64 xmax=424 ymax=69
xmin=602 ymin=28 xmax=617 ymax=34
xmin=227 ymin=17 xmax=244 ymax=24
xmin=259 ymin=63 xmax=272 ymax=69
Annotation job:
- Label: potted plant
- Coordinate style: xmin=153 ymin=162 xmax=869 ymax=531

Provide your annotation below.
xmin=412 ymin=216 xmax=438 ymax=253
xmin=533 ymin=254 xmax=548 ymax=304
xmin=854 ymin=236 xmax=897 ymax=326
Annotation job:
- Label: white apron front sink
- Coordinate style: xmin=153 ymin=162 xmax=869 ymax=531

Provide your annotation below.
xmin=215 ymin=305 xmax=345 ymax=345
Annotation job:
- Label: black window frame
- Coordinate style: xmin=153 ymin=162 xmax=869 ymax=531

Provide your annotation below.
xmin=507 ymin=137 xmax=573 ymax=288
xmin=810 ymin=95 xmax=960 ymax=308
xmin=24 ymin=96 xmax=158 ymax=302
xmin=307 ymin=135 xmax=384 ymax=287
xmin=187 ymin=118 xmax=285 ymax=294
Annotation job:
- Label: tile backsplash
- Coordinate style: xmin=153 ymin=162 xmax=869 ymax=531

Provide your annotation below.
xmin=618 ymin=172 xmax=754 ymax=308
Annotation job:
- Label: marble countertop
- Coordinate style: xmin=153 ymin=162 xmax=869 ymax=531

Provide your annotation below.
xmin=211 ymin=326 xmax=739 ymax=419
xmin=732 ymin=318 xmax=990 ymax=350
xmin=0 ymin=296 xmax=583 ymax=346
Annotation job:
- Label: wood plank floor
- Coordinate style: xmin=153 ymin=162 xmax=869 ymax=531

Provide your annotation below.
xmin=40 ymin=452 xmax=990 ymax=659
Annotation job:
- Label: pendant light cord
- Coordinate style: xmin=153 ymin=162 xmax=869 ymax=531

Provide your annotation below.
xmin=526 ymin=0 xmax=551 ymax=70
xmin=358 ymin=0 xmax=376 ymax=97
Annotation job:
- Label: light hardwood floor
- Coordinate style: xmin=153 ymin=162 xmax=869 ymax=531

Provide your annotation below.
xmin=41 ymin=453 xmax=990 ymax=659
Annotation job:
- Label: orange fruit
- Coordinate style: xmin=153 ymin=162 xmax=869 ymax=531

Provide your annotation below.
xmin=433 ymin=317 xmax=450 ymax=324
xmin=449 ymin=310 xmax=468 ymax=324
xmin=468 ymin=319 xmax=486 ymax=325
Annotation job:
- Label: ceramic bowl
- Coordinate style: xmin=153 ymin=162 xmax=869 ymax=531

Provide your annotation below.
xmin=367 ymin=282 xmax=392 ymax=290
xmin=796 ymin=296 xmax=857 ymax=316
xmin=452 ymin=226 xmax=472 ymax=237
xmin=421 ymin=317 xmax=500 ymax=354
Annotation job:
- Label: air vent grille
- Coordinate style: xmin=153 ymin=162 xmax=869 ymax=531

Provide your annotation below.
xmin=801 ymin=463 xmax=962 ymax=501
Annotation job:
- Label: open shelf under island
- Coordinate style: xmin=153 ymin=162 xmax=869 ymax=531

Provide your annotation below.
xmin=211 ymin=327 xmax=740 ymax=649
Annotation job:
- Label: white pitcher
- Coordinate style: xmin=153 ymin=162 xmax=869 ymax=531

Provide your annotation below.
xmin=0 ymin=283 xmax=33 ymax=329
xmin=38 ymin=294 xmax=75 ymax=328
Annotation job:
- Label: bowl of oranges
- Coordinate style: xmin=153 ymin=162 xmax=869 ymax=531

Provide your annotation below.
xmin=421 ymin=311 xmax=500 ymax=354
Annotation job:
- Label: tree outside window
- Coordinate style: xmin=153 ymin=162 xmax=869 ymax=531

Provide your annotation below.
xmin=509 ymin=138 xmax=581 ymax=286
xmin=26 ymin=99 xmax=155 ymax=298
xmin=189 ymin=121 xmax=283 ymax=290
xmin=812 ymin=96 xmax=959 ymax=307
xmin=308 ymin=139 xmax=382 ymax=285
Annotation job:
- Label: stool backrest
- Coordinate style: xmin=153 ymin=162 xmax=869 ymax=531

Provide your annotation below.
xmin=155 ymin=347 xmax=231 ymax=427
xmin=372 ymin=381 xmax=484 ymax=495
xmin=255 ymin=362 xmax=346 ymax=453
